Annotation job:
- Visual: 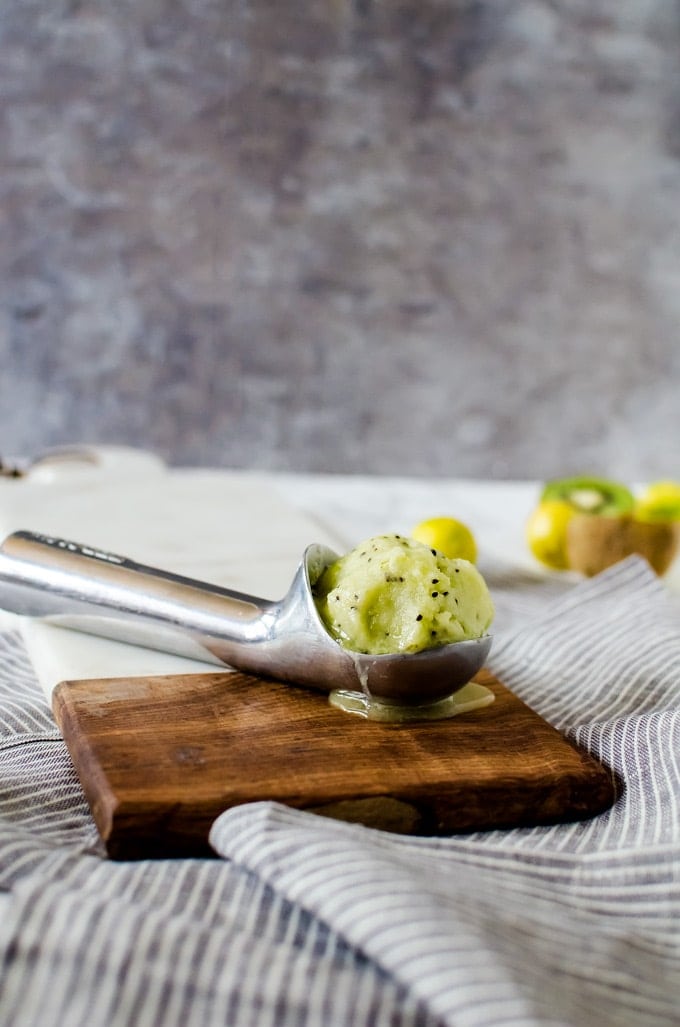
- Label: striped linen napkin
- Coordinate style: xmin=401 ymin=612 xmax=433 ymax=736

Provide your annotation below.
xmin=1 ymin=557 xmax=680 ymax=1025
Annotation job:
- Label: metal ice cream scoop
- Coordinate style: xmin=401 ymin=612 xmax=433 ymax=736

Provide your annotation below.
xmin=0 ymin=530 xmax=492 ymax=705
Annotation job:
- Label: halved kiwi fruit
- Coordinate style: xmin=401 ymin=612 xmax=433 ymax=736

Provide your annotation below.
xmin=532 ymin=476 xmax=679 ymax=576
xmin=541 ymin=476 xmax=635 ymax=517
xmin=567 ymin=515 xmax=679 ymax=577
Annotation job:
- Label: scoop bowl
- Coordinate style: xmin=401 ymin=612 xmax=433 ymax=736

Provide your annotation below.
xmin=0 ymin=531 xmax=491 ymax=705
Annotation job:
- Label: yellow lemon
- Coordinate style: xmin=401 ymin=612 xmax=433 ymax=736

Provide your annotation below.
xmin=411 ymin=516 xmax=478 ymax=563
xmin=634 ymin=480 xmax=680 ymax=523
xmin=526 ymin=499 xmax=574 ymax=570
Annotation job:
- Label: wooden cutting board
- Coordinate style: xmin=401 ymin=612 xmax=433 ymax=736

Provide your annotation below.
xmin=52 ymin=669 xmax=617 ymax=860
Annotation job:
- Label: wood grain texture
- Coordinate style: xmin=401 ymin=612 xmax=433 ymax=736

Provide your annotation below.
xmin=52 ymin=669 xmax=617 ymax=859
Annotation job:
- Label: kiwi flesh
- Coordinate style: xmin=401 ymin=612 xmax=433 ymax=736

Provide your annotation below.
xmin=541 ymin=476 xmax=634 ymax=516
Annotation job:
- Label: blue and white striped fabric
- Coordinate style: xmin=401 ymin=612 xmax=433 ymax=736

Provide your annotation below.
xmin=2 ymin=557 xmax=680 ymax=1025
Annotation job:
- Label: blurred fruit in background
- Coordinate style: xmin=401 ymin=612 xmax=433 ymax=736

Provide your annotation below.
xmin=411 ymin=516 xmax=478 ymax=563
xmin=634 ymin=481 xmax=680 ymax=523
xmin=525 ymin=499 xmax=574 ymax=571
xmin=527 ymin=476 xmax=680 ymax=577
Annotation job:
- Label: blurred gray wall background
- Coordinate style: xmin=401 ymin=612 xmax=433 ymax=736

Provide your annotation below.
xmin=1 ymin=0 xmax=679 ymax=479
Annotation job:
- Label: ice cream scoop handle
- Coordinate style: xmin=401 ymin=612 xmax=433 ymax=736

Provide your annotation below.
xmin=0 ymin=531 xmax=270 ymax=663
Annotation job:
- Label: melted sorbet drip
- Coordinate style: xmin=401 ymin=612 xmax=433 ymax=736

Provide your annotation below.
xmin=329 ymin=681 xmax=495 ymax=723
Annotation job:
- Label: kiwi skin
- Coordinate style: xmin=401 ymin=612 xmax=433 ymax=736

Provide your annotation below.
xmin=567 ymin=515 xmax=679 ymax=577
